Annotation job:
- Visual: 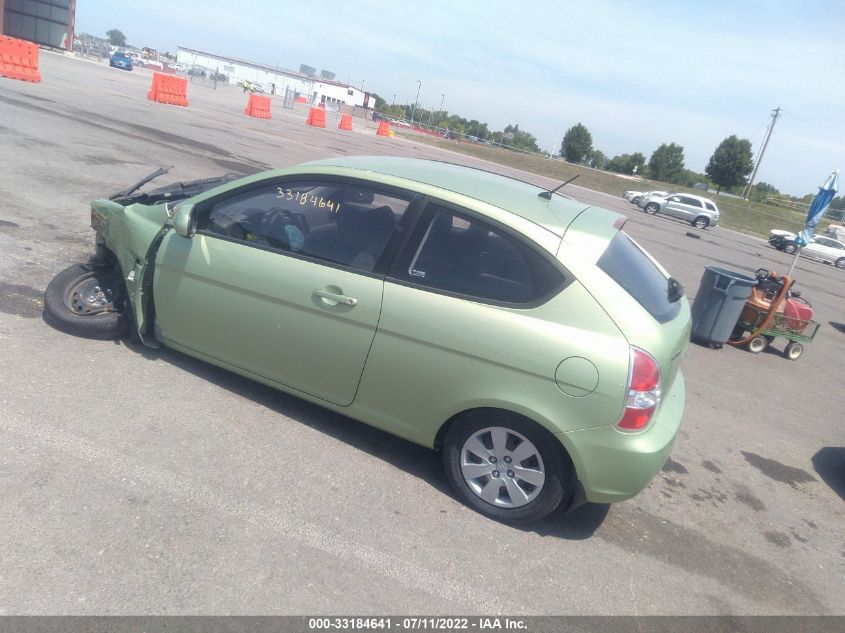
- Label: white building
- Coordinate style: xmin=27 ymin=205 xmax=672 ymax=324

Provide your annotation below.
xmin=176 ymin=46 xmax=369 ymax=108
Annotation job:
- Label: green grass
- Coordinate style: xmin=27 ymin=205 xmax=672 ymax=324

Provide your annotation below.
xmin=404 ymin=135 xmax=808 ymax=238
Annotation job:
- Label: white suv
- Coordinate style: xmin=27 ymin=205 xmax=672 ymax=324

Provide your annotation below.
xmin=640 ymin=193 xmax=720 ymax=229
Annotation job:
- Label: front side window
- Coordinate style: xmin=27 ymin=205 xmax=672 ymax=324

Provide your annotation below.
xmin=199 ymin=181 xmax=412 ymax=272
xmin=394 ymin=206 xmax=563 ymax=304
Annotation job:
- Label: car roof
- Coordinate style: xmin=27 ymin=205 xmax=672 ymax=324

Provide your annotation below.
xmin=303 ymin=156 xmax=592 ymax=237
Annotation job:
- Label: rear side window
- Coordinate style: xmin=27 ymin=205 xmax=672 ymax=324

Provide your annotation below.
xmin=704 ymin=202 xmax=717 ymax=212
xmin=597 ymin=232 xmax=680 ymax=323
xmin=394 ymin=206 xmax=564 ymax=305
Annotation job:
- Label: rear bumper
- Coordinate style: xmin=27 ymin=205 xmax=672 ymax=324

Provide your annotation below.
xmin=557 ymin=370 xmax=685 ymax=504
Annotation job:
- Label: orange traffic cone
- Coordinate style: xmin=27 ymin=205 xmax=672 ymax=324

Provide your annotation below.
xmin=338 ymin=114 xmax=353 ymax=131
xmin=376 ymin=121 xmax=390 ymax=137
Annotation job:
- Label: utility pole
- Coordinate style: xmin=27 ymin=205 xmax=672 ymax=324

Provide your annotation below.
xmin=742 ymin=107 xmax=781 ymax=199
xmin=410 ymin=80 xmax=421 ymax=124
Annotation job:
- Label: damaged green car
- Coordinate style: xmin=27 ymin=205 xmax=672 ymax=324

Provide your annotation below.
xmin=45 ymin=157 xmax=690 ymax=523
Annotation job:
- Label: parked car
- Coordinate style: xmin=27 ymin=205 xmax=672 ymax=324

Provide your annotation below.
xmin=43 ymin=158 xmax=690 ymax=524
xmin=768 ymin=229 xmax=845 ymax=268
xmin=632 ymin=190 xmax=668 ymax=206
xmin=108 ymin=51 xmax=133 ymax=71
xmin=187 ymin=67 xmax=206 ymax=77
xmin=824 ymin=223 xmax=845 ymax=242
xmin=209 ymin=71 xmax=228 ymax=83
xmin=639 ymin=193 xmax=720 ymax=229
xmin=390 ymin=118 xmax=411 ymax=128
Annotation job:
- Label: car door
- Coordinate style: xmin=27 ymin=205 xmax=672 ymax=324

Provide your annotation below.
xmin=806 ymin=237 xmax=840 ymax=263
xmin=665 ymin=195 xmax=700 ymax=220
xmin=152 ymin=179 xmax=416 ymax=407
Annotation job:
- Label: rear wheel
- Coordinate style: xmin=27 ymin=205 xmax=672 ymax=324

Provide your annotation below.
xmin=748 ymin=335 xmax=767 ymax=354
xmin=692 ymin=216 xmax=710 ymax=229
xmin=443 ymin=410 xmax=570 ymax=524
xmin=43 ymin=261 xmax=130 ymax=339
xmin=784 ymin=341 xmax=804 ymax=360
xmin=644 ymin=202 xmax=660 ymax=215
xmin=835 ymin=258 xmax=845 ymax=269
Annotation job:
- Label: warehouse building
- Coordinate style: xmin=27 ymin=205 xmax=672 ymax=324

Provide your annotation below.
xmin=176 ymin=46 xmax=370 ymax=108
xmin=1 ymin=0 xmax=75 ymax=50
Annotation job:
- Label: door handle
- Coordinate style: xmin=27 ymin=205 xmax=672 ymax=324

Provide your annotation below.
xmin=313 ymin=289 xmax=358 ymax=306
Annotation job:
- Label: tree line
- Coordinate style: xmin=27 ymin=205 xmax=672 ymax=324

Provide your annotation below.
xmin=561 ymin=123 xmax=762 ymax=195
xmin=376 ymin=98 xmax=838 ymax=208
xmin=373 ymin=96 xmax=542 ymax=153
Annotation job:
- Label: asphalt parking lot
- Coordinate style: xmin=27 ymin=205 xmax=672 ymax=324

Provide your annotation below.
xmin=1 ymin=52 xmax=844 ymax=615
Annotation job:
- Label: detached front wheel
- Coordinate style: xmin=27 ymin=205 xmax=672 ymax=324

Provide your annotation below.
xmin=443 ymin=411 xmax=571 ymax=524
xmin=43 ymin=262 xmax=130 ymax=339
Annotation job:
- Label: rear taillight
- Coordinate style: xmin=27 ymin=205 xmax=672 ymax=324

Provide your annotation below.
xmin=618 ymin=346 xmax=661 ymax=431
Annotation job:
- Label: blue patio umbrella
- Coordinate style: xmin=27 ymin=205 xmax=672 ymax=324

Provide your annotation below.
xmin=787 ymin=169 xmax=840 ymax=276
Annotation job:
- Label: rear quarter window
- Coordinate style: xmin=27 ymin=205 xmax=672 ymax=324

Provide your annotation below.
xmin=597 ymin=231 xmax=680 ymax=323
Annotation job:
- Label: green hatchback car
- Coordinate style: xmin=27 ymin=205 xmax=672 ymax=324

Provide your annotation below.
xmin=45 ymin=157 xmax=690 ymax=523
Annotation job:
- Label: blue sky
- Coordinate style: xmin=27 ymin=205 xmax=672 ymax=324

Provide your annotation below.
xmin=77 ymin=0 xmax=843 ymax=196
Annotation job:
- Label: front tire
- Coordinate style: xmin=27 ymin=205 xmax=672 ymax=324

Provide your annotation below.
xmin=43 ymin=261 xmax=130 ymax=339
xmin=784 ymin=243 xmax=797 ymax=254
xmin=747 ymin=335 xmax=768 ymax=354
xmin=835 ymin=258 xmax=845 ymax=269
xmin=443 ymin=410 xmax=570 ymax=524
xmin=644 ymin=202 xmax=660 ymax=215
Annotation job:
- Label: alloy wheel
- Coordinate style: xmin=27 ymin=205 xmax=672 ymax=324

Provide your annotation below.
xmin=459 ymin=426 xmax=545 ymax=508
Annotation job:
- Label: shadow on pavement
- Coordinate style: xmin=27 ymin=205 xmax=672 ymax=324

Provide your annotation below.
xmin=829 ymin=321 xmax=845 ymax=334
xmin=121 ymin=340 xmax=610 ymax=538
xmin=530 ymin=502 xmax=610 ymax=539
xmin=812 ymin=447 xmax=845 ymax=502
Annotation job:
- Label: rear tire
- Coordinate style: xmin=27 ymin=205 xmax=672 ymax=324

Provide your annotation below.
xmin=43 ymin=261 xmax=130 ymax=340
xmin=692 ymin=216 xmax=709 ymax=229
xmin=784 ymin=341 xmax=804 ymax=360
xmin=442 ymin=410 xmax=570 ymax=524
xmin=644 ymin=202 xmax=660 ymax=215
xmin=835 ymin=258 xmax=845 ymax=269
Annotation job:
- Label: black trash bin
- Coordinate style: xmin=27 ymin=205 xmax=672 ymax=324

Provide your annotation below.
xmin=690 ymin=266 xmax=756 ymax=346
